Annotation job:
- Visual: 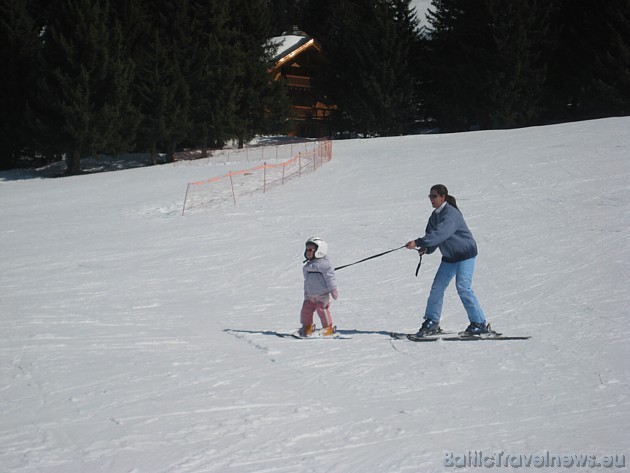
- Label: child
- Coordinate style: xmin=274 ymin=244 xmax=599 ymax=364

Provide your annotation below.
xmin=299 ymin=236 xmax=338 ymax=337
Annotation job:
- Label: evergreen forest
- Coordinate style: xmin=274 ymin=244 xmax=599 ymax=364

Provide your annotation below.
xmin=1 ymin=0 xmax=628 ymax=173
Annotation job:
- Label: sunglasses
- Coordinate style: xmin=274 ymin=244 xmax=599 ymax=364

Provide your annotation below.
xmin=428 ymin=194 xmax=440 ymax=199
xmin=305 ymin=248 xmax=316 ymax=252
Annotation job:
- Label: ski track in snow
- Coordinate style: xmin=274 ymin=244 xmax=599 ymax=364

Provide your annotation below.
xmin=1 ymin=118 xmax=629 ymax=472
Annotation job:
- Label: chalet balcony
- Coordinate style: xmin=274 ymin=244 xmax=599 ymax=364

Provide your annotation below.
xmin=285 ymin=74 xmax=311 ymax=89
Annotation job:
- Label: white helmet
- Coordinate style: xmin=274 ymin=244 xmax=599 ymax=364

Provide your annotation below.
xmin=305 ymin=236 xmax=328 ymax=259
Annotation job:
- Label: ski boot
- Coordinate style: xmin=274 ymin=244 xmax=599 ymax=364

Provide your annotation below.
xmin=320 ymin=325 xmax=336 ymax=337
xmin=462 ymin=322 xmax=490 ymax=336
xmin=298 ymin=324 xmax=315 ymax=337
xmin=413 ymin=319 xmax=441 ymax=338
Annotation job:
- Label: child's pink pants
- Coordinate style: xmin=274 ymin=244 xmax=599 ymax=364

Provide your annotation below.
xmin=300 ymin=294 xmax=333 ymax=328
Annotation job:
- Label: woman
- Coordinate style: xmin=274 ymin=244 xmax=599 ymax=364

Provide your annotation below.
xmin=405 ymin=185 xmax=488 ymax=337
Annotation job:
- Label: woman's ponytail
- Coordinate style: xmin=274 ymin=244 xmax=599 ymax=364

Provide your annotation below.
xmin=445 ymin=195 xmax=458 ymax=209
xmin=432 ymin=184 xmax=459 ymax=210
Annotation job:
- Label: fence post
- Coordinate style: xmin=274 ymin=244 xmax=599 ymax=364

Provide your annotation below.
xmin=181 ymin=183 xmax=190 ymax=216
xmin=263 ymin=162 xmax=266 ymax=193
xmin=229 ymin=173 xmax=237 ymax=205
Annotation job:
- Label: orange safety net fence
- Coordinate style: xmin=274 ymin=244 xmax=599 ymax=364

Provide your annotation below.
xmin=181 ymin=139 xmax=332 ymax=215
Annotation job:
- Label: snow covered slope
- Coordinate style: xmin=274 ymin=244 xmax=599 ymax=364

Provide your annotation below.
xmin=1 ymin=118 xmax=629 ymax=472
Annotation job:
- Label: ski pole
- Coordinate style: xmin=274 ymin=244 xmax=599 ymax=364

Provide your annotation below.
xmin=415 ymin=254 xmax=423 ymax=277
xmin=334 ymin=245 xmax=405 ymax=271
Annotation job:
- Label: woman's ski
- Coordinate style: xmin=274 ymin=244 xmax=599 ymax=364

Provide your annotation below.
xmin=391 ymin=330 xmax=530 ymax=342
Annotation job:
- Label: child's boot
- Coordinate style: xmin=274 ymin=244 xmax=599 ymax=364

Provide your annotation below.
xmin=320 ymin=325 xmax=336 ymax=337
xmin=299 ymin=324 xmax=315 ymax=337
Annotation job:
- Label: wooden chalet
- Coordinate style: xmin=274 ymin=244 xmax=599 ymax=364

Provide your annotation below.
xmin=269 ymin=28 xmax=333 ymax=138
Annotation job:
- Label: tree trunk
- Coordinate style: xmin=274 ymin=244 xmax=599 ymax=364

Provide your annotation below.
xmin=166 ymin=140 xmax=176 ymax=163
xmin=66 ymin=148 xmax=81 ymax=175
xmin=198 ymin=136 xmax=207 ymax=158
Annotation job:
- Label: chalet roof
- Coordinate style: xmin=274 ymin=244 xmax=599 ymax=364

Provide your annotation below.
xmin=269 ymin=31 xmax=322 ymax=70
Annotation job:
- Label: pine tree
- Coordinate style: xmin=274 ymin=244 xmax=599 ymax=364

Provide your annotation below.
xmin=314 ymin=0 xmax=420 ymax=136
xmin=423 ymin=0 xmax=494 ymax=131
xmin=484 ymin=0 xmax=551 ymax=128
xmin=545 ymin=0 xmax=630 ymax=120
xmin=423 ymin=0 xmax=552 ymax=131
xmin=135 ymin=28 xmax=191 ymax=162
xmin=295 ymin=0 xmax=336 ymax=38
xmin=186 ymin=1 xmax=240 ymax=153
xmin=269 ymin=0 xmax=303 ymax=35
xmin=0 ymin=0 xmax=42 ymax=169
xmin=37 ymin=0 xmax=138 ymax=174
xmin=226 ymin=0 xmax=291 ymax=147
xmin=134 ymin=0 xmax=192 ymax=161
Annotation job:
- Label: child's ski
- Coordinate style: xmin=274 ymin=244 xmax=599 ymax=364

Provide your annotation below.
xmin=276 ymin=330 xmax=351 ymax=340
